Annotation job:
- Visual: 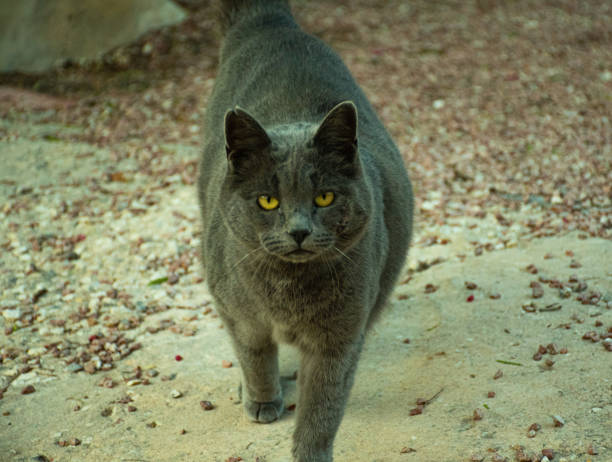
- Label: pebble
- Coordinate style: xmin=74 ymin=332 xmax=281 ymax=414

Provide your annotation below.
xmin=27 ymin=347 xmax=47 ymax=356
xmin=552 ymin=415 xmax=565 ymax=427
xmin=170 ymin=389 xmax=182 ymax=399
xmin=21 ymin=385 xmax=36 ymax=394
xmin=65 ymin=363 xmax=84 ymax=373
xmin=200 ymin=400 xmax=214 ymax=411
xmin=2 ymin=308 xmax=22 ymax=320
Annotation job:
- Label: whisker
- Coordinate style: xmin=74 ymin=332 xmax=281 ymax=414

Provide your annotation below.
xmin=229 ymin=246 xmax=264 ymax=272
xmin=333 ymin=246 xmax=354 ymax=264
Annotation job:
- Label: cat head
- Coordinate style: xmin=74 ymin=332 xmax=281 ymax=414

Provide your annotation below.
xmin=221 ymin=101 xmax=371 ymax=264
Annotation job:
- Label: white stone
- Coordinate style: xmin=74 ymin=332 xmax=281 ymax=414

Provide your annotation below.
xmin=27 ymin=347 xmax=47 ymax=356
xmin=2 ymin=308 xmax=21 ymax=320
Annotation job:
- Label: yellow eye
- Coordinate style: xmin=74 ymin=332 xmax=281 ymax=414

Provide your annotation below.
xmin=257 ymin=195 xmax=279 ymax=210
xmin=314 ymin=192 xmax=335 ymax=207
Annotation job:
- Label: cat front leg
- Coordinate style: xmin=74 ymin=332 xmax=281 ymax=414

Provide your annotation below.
xmin=223 ymin=316 xmax=284 ymax=423
xmin=292 ymin=338 xmax=364 ymax=462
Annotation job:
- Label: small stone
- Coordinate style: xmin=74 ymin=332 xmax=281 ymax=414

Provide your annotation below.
xmin=547 ymin=343 xmax=559 ymax=355
xmin=27 ymin=347 xmax=47 ymax=356
xmin=168 ymin=273 xmax=179 ymax=284
xmin=170 ymin=389 xmax=182 ymax=399
xmin=142 ymin=42 xmax=153 ymax=55
xmin=2 ymin=308 xmax=22 ymax=320
xmin=531 ymin=283 xmax=544 ymax=299
xmin=200 ymin=400 xmax=215 ymax=411
xmin=65 ymin=363 xmax=84 ymax=373
xmin=586 ymin=444 xmax=598 ymax=455
xmin=98 ymin=376 xmax=115 ymax=388
xmin=21 ymin=385 xmax=36 ymax=394
xmin=83 ymin=360 xmax=98 ymax=374
xmin=559 ymin=287 xmax=572 ymax=298
xmin=569 ymin=259 xmax=581 ymax=268
xmin=542 ymin=448 xmax=554 ymax=459
xmin=528 ymin=422 xmax=541 ymax=432
xmin=522 ymin=302 xmax=537 ymax=313
xmin=127 ymin=405 xmax=137 ymax=412
xmin=221 ymin=360 xmax=233 ymax=368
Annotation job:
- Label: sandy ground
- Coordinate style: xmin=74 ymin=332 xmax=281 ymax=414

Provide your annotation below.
xmin=1 ymin=1 xmax=611 ymax=461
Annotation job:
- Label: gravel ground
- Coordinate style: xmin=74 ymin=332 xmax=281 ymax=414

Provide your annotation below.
xmin=1 ymin=1 xmax=610 ymax=461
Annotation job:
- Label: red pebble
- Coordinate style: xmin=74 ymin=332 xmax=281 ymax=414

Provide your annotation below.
xmin=175 ymin=355 xmax=183 ymax=361
xmin=466 ymin=294 xmax=475 ymax=302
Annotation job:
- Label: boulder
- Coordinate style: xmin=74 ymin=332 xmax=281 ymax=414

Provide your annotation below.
xmin=0 ymin=0 xmax=186 ymax=73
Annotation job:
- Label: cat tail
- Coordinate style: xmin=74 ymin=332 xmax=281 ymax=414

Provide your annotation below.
xmin=217 ymin=0 xmax=291 ymax=34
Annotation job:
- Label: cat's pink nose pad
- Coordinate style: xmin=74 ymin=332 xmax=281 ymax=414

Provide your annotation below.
xmin=289 ymin=229 xmax=310 ymax=245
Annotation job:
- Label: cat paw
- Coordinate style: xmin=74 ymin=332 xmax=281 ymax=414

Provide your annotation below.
xmin=244 ymin=396 xmax=284 ymax=423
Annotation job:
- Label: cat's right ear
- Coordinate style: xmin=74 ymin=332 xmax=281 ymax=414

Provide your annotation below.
xmin=314 ymin=101 xmax=359 ymax=177
xmin=224 ymin=107 xmax=271 ymax=175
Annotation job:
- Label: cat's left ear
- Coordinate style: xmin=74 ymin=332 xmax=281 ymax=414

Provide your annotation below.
xmin=314 ymin=101 xmax=359 ymax=176
xmin=224 ymin=107 xmax=271 ymax=175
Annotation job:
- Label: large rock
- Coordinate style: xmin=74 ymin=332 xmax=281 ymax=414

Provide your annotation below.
xmin=0 ymin=0 xmax=186 ymax=73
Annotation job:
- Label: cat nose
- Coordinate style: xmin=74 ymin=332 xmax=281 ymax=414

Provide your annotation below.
xmin=289 ymin=229 xmax=310 ymax=245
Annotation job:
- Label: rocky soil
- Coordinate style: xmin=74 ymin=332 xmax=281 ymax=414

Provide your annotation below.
xmin=1 ymin=1 xmax=610 ymax=461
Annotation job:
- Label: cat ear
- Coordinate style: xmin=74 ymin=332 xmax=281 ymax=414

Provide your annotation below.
xmin=314 ymin=101 xmax=359 ymax=176
xmin=224 ymin=107 xmax=271 ymax=174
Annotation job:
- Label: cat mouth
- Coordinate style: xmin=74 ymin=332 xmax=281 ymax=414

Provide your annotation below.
xmin=282 ymin=249 xmax=316 ymax=262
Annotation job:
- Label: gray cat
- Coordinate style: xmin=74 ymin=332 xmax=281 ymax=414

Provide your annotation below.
xmin=198 ymin=1 xmax=413 ymax=460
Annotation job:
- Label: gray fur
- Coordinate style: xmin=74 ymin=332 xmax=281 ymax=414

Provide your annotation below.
xmin=198 ymin=1 xmax=413 ymax=460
